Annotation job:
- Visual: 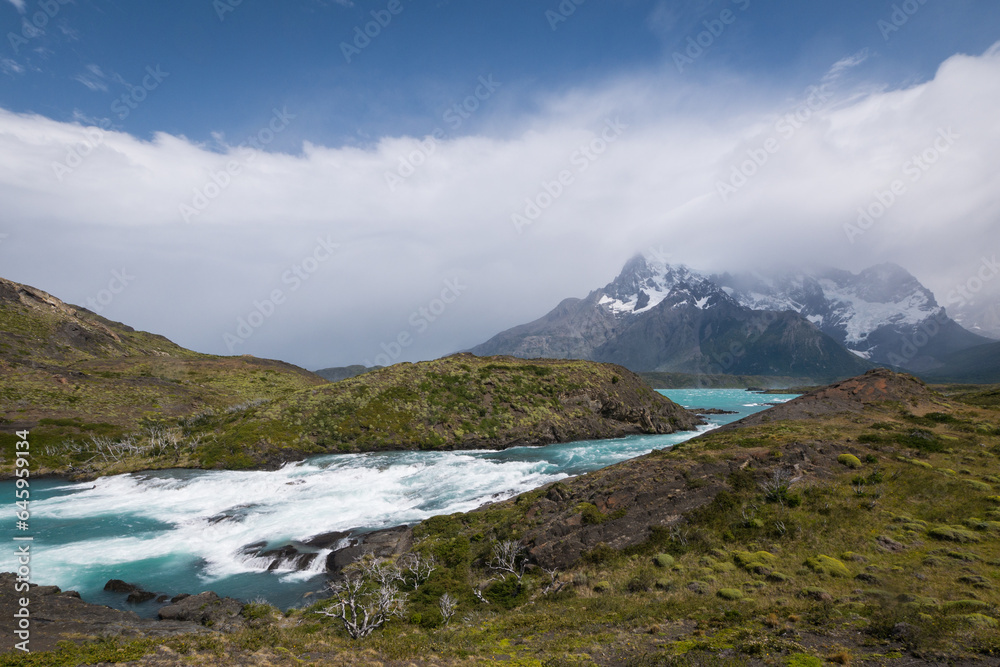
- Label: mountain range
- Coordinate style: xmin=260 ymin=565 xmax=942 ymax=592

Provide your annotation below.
xmin=470 ymin=255 xmax=997 ymax=382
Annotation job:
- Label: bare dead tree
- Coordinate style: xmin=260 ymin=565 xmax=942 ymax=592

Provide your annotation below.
xmin=365 ymin=557 xmax=404 ymax=588
xmin=439 ymin=592 xmax=458 ymax=625
xmin=760 ymin=469 xmax=797 ymax=505
xmin=489 ymin=540 xmax=529 ymax=584
xmin=316 ymin=560 xmax=407 ymax=639
xmin=540 ymin=567 xmax=565 ymax=595
xmin=399 ymin=552 xmax=437 ymax=590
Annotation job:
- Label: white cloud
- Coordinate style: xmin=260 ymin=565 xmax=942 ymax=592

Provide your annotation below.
xmin=73 ymin=64 xmax=110 ymax=92
xmin=0 ymin=58 xmax=24 ymax=76
xmin=0 ymin=45 xmax=998 ymax=369
xmin=6 ymin=0 xmax=26 ymax=13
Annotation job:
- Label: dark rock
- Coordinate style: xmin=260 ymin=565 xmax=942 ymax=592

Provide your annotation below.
xmin=170 ymin=594 xmax=190 ymax=603
xmin=892 ymin=622 xmax=917 ymax=642
xmin=855 ymin=572 xmax=881 ymax=585
xmin=157 ymin=591 xmax=246 ymax=632
xmin=0 ymin=573 xmax=210 ymax=653
xmin=687 ymin=581 xmax=710 ymax=595
xmin=876 ymin=535 xmax=906 ymax=552
xmin=126 ymin=591 xmax=157 ymax=604
xmin=104 ymin=579 xmax=141 ymax=593
xmin=301 ymin=530 xmax=351 ymax=549
xmin=324 ymin=525 xmax=413 ymax=575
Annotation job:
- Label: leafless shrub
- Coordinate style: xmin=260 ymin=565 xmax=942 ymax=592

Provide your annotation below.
xmin=439 ymin=593 xmax=458 ymax=625
xmin=316 ymin=559 xmax=406 ymax=639
xmin=225 ymin=398 xmax=269 ymax=414
xmin=540 ymin=567 xmax=565 ymax=595
xmin=489 ymin=539 xmax=529 ymax=583
xmin=399 ymin=552 xmax=436 ymax=590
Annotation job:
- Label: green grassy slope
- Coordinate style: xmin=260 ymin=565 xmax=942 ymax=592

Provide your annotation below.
xmin=191 ymin=354 xmax=703 ymax=469
xmin=0 ymin=276 xmax=326 ymax=477
xmin=13 ymin=371 xmax=1000 ymax=665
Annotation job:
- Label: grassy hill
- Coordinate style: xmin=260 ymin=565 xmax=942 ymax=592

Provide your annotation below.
xmin=191 ymin=353 xmax=703 ymax=469
xmin=0 ymin=277 xmax=701 ymax=478
xmin=0 ymin=276 xmax=326 ymax=476
xmin=14 ymin=369 xmax=998 ymax=666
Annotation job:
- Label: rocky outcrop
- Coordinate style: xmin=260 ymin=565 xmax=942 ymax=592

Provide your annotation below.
xmin=714 ymin=368 xmax=944 ymax=431
xmin=0 ymin=574 xmax=214 ymax=653
xmin=157 ymin=592 xmax=246 ymax=633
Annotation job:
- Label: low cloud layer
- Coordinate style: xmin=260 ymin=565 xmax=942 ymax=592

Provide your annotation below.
xmin=1 ymin=44 xmax=998 ymax=370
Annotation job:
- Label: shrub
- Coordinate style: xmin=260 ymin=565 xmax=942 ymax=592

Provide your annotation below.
xmin=627 ymin=569 xmax=656 ymax=593
xmin=653 ymin=554 xmax=675 ymax=568
xmin=592 ymin=581 xmax=612 ymax=593
xmin=959 ymin=613 xmax=998 ymax=628
xmin=654 ymin=579 xmax=673 ymax=591
xmin=837 ymin=454 xmax=862 ymax=469
xmin=733 ymin=550 xmax=777 ymax=572
xmin=942 ymin=599 xmax=991 ymax=614
xmin=927 ymin=525 xmax=982 ymax=543
xmin=803 ymin=555 xmax=850 ymax=577
xmin=717 ymin=588 xmax=744 ymax=600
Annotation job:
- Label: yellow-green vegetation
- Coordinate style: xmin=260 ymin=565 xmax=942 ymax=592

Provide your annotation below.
xmin=837 ymin=453 xmax=862 ymax=468
xmin=0 ymin=278 xmax=326 ymax=478
xmin=2 ymin=278 xmax=696 ymax=477
xmin=11 ymin=372 xmax=1000 ymax=666
xmin=187 ymin=354 xmax=700 ymax=468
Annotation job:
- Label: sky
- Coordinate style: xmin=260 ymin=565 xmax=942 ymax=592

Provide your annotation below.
xmin=1 ymin=0 xmax=999 ymax=370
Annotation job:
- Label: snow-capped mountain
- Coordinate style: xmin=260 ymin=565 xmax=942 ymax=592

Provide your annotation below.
xmin=598 ymin=258 xmax=733 ymax=316
xmin=470 ymin=255 xmax=873 ymax=380
xmin=712 ymin=263 xmax=989 ymax=371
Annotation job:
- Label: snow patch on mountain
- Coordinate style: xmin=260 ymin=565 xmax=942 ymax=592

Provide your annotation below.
xmin=816 ymin=279 xmax=937 ymax=344
xmin=597 ymin=259 xmax=724 ymax=316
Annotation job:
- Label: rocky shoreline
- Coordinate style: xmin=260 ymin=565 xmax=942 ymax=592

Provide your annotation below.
xmin=0 ymin=523 xmax=417 ymax=652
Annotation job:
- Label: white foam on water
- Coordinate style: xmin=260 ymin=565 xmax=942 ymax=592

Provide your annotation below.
xmin=2 ymin=391 xmax=798 ymax=594
xmin=20 ymin=449 xmax=569 ymax=585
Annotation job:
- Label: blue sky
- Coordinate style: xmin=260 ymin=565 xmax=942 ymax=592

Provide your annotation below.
xmin=1 ymin=0 xmax=999 ymax=369
xmin=4 ymin=0 xmax=998 ymax=148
